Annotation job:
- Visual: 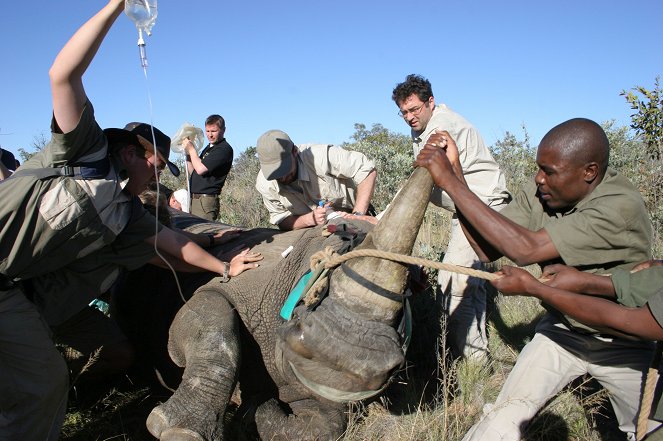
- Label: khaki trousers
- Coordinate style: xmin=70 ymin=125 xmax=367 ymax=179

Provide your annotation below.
xmin=462 ymin=314 xmax=657 ymax=441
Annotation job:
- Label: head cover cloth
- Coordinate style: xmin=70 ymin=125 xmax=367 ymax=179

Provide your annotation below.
xmin=172 ymin=188 xmax=190 ymax=213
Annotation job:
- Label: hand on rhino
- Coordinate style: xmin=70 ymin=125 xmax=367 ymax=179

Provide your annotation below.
xmin=228 ymin=248 xmax=263 ymax=277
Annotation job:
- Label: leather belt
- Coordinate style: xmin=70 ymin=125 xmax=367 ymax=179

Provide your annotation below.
xmin=192 ymin=193 xmax=215 ymax=199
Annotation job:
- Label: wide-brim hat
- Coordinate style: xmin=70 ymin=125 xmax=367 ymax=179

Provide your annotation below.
xmin=104 ymin=122 xmax=180 ymax=177
xmin=256 ymin=129 xmax=295 ymax=180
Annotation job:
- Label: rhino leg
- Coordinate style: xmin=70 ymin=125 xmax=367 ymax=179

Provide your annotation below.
xmin=254 ymin=398 xmax=346 ymax=441
xmin=146 ymin=289 xmax=240 ymax=441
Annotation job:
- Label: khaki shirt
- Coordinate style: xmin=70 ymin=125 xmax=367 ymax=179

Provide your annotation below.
xmin=412 ymin=104 xmax=510 ymax=211
xmin=255 ymin=144 xmax=375 ymax=225
xmin=0 ymin=100 xmax=159 ymax=280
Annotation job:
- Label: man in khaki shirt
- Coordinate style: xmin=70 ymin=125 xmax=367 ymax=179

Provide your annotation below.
xmin=255 ymin=129 xmax=377 ymax=231
xmin=393 ymin=74 xmax=511 ymax=360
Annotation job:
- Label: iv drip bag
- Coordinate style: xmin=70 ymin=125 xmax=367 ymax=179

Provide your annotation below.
xmin=171 ymin=123 xmax=205 ymax=153
xmin=125 ymin=0 xmax=158 ymax=36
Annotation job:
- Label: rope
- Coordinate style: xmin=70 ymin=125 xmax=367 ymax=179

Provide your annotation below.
xmin=637 ymin=341 xmax=663 ymax=440
xmin=309 ymin=247 xmax=500 ymax=281
xmin=309 ymin=246 xmax=661 ymax=438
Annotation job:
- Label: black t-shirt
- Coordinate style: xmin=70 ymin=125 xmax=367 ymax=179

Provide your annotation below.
xmin=189 ymin=139 xmax=233 ymax=194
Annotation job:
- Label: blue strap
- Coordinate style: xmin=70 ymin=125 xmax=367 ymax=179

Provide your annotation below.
xmin=280 ymin=270 xmax=314 ymax=320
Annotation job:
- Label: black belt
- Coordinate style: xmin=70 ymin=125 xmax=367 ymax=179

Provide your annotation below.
xmin=192 ymin=193 xmax=215 ymax=199
xmin=0 ymin=274 xmax=15 ymax=290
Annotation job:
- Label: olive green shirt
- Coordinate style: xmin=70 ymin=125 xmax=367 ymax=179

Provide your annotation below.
xmin=611 ymin=267 xmax=663 ymax=422
xmin=501 ymin=168 xmax=652 ymax=332
xmin=501 ymin=168 xmax=652 ymax=273
xmin=30 ymin=222 xmax=157 ymax=326
xmin=0 ymin=100 xmax=159 ymax=280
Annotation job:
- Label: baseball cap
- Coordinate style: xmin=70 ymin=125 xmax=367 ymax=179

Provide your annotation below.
xmin=104 ymin=122 xmax=180 ymax=177
xmin=256 ymin=129 xmax=295 ymax=180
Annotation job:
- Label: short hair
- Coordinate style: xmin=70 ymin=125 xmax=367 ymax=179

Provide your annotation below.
xmin=541 ymin=118 xmax=610 ymax=176
xmin=205 ymin=114 xmax=225 ymax=130
xmin=392 ymin=74 xmax=434 ymax=105
xmin=139 ymin=188 xmax=171 ymax=227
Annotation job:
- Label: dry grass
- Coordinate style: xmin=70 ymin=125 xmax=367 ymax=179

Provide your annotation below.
xmin=61 ymin=207 xmax=619 ymax=441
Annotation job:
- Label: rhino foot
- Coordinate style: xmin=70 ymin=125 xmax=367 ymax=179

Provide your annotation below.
xmin=146 ymin=398 xmax=222 ymax=441
xmin=146 ymin=406 xmax=170 ymax=438
xmin=161 ymin=427 xmax=206 ymax=441
xmin=255 ymin=397 xmax=346 ymax=441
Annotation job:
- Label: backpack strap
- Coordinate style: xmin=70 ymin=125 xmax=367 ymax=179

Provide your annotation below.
xmin=5 ymin=157 xmax=111 ymax=182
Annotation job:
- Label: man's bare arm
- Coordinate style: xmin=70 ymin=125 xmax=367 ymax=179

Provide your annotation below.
xmin=50 ymin=0 xmax=124 ymax=133
xmin=493 ymin=265 xmax=663 ymax=340
xmin=415 ymin=140 xmax=558 ymax=266
xmin=352 ymin=169 xmax=377 ymax=214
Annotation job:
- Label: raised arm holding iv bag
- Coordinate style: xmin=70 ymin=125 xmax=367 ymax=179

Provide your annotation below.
xmin=125 ymin=0 xmax=158 ymax=68
xmin=171 ymin=123 xmax=205 ymax=205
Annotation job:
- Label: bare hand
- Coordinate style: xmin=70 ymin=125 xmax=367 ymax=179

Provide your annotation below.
xmin=540 ymin=264 xmax=586 ymax=292
xmin=182 ymin=137 xmax=196 ymax=155
xmin=312 ymin=205 xmax=327 ymax=226
xmin=490 ymin=265 xmax=539 ymax=296
xmin=213 ymin=228 xmax=242 ymax=245
xmin=414 ymin=142 xmax=456 ymax=188
xmin=228 ymin=248 xmax=263 ymax=277
xmin=427 ymin=130 xmax=460 ymax=165
xmin=632 ymin=259 xmax=663 ymax=272
xmin=338 ymin=211 xmax=378 ymax=225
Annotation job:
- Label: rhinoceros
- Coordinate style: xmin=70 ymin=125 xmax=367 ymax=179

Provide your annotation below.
xmin=116 ymin=166 xmax=434 ymax=440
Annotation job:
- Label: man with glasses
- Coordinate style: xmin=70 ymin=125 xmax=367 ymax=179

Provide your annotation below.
xmin=392 ymin=74 xmax=510 ymax=361
xmin=255 ymin=129 xmax=377 ymax=231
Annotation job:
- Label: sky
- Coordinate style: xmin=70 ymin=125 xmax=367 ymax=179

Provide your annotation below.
xmin=1 ymin=0 xmax=662 ymax=162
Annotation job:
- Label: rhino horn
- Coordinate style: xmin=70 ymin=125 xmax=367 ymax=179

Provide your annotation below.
xmin=329 ymin=166 xmax=433 ymax=324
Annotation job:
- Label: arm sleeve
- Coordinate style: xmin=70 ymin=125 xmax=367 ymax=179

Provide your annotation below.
xmin=611 ymin=266 xmax=663 ymax=307
xmin=326 ymin=146 xmax=375 ymax=184
xmin=47 ymin=99 xmax=108 ymax=166
xmin=255 ymin=173 xmax=291 ymax=225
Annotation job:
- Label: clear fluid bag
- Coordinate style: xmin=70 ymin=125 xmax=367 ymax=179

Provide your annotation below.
xmin=171 ymin=123 xmax=205 ymax=154
xmin=125 ymin=0 xmax=158 ymax=36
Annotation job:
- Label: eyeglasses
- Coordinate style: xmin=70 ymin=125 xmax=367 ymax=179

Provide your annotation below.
xmin=398 ymin=102 xmax=428 ymax=118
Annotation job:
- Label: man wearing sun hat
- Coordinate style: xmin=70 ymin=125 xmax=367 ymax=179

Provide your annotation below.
xmin=0 ymin=2 xmax=262 ymax=439
xmin=255 ymin=129 xmax=377 ymax=231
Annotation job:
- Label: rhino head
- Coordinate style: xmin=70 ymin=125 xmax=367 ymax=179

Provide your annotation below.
xmin=276 ymin=166 xmax=433 ymax=401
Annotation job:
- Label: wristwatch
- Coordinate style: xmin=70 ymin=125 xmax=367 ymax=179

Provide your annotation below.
xmin=220 ymin=262 xmax=230 ymax=283
xmin=352 ymin=211 xmax=364 ymax=216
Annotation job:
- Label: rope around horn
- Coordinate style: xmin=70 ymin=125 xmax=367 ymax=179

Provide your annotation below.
xmin=309 ymin=246 xmax=660 ymax=440
xmin=310 ymin=247 xmax=500 ymax=280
